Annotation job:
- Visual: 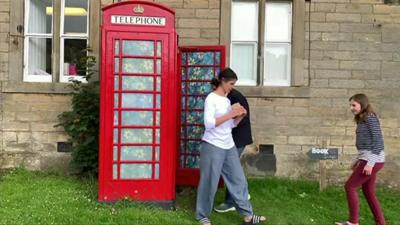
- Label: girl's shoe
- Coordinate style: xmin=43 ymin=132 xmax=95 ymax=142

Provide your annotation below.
xmin=243 ymin=215 xmax=267 ymax=225
xmin=335 ymin=222 xmax=353 ymax=225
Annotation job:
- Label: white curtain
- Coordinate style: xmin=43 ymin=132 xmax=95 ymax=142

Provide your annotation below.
xmin=231 ymin=43 xmax=257 ymax=86
xmin=27 ymin=0 xmax=51 ymax=75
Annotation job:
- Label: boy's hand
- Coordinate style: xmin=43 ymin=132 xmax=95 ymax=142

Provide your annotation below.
xmin=230 ymin=107 xmax=243 ymax=117
xmin=231 ymin=103 xmax=242 ymax=110
xmin=240 ymin=107 xmax=247 ymax=116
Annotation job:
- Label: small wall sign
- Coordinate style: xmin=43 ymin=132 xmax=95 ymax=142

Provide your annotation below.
xmin=111 ymin=15 xmax=166 ymax=26
xmin=307 ymin=147 xmax=339 ymax=160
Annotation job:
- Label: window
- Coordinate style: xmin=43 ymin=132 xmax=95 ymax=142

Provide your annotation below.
xmin=60 ymin=0 xmax=89 ymax=83
xmin=230 ymin=2 xmax=258 ymax=86
xmin=230 ymin=1 xmax=292 ymax=86
xmin=24 ymin=0 xmax=53 ymax=82
xmin=24 ymin=0 xmax=90 ymax=83
xmin=264 ymin=2 xmax=292 ymax=86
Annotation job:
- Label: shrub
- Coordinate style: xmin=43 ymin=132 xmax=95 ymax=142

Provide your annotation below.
xmin=57 ymin=53 xmax=99 ymax=177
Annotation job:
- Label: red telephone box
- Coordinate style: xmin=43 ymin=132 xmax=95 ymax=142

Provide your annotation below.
xmin=98 ymin=1 xmax=178 ymax=206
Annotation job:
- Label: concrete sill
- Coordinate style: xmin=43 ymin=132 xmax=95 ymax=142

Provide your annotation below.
xmin=2 ymin=82 xmax=73 ymax=94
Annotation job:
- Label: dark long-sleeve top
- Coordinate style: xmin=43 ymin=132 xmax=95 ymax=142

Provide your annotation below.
xmin=227 ymin=89 xmax=253 ymax=148
xmin=355 ymin=113 xmax=385 ymax=166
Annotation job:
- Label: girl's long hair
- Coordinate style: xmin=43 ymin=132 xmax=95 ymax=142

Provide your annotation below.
xmin=349 ymin=93 xmax=375 ymax=123
xmin=211 ymin=67 xmax=238 ymax=89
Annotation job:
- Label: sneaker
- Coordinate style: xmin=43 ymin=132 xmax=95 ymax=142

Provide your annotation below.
xmin=214 ymin=203 xmax=236 ymax=213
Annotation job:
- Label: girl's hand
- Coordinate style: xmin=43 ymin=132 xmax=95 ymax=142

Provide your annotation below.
xmin=231 ymin=104 xmax=246 ymax=116
xmin=363 ymin=164 xmax=373 ymax=175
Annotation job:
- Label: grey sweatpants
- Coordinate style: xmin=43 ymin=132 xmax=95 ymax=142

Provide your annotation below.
xmin=195 ymin=141 xmax=253 ymax=222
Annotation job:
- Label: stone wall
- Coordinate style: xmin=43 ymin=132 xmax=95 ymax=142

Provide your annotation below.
xmin=1 ymin=94 xmax=71 ymax=170
xmin=0 ymin=0 xmax=10 ymax=169
xmin=245 ymin=0 xmax=400 ymax=188
xmin=0 ymin=0 xmax=72 ymax=171
xmin=0 ymin=0 xmax=9 ymax=81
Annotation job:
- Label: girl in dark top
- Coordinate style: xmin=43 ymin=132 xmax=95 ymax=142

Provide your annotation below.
xmin=336 ymin=93 xmax=386 ymax=225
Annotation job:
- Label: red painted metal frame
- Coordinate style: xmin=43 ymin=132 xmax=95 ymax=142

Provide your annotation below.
xmin=99 ymin=1 xmax=178 ymax=202
xmin=176 ymin=46 xmax=226 ymax=187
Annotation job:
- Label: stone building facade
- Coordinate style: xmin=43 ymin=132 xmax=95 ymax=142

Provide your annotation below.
xmin=0 ymin=0 xmax=400 ymax=188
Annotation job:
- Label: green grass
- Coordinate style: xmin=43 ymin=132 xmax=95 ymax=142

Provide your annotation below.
xmin=0 ymin=169 xmax=399 ymax=225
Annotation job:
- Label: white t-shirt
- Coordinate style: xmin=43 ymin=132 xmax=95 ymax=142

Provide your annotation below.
xmin=202 ymin=92 xmax=236 ymax=149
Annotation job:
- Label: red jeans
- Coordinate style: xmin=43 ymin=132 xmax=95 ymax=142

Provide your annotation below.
xmin=345 ymin=160 xmax=385 ymax=225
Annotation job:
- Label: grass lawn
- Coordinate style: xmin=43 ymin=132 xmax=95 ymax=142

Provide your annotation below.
xmin=0 ymin=169 xmax=399 ymax=225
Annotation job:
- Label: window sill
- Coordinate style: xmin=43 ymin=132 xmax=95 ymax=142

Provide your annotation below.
xmin=235 ymin=86 xmax=310 ymax=98
xmin=2 ymin=82 xmax=73 ymax=94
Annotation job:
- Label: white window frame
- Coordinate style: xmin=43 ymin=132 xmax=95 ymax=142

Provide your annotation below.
xmin=59 ymin=0 xmax=90 ymax=83
xmin=263 ymin=1 xmax=292 ymax=86
xmin=230 ymin=1 xmax=259 ymax=86
xmin=230 ymin=0 xmax=293 ymax=87
xmin=23 ymin=0 xmax=53 ymax=82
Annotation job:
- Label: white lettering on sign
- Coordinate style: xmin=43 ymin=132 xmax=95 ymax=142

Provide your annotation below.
xmin=111 ymin=15 xmax=166 ymax=26
xmin=311 ymin=148 xmax=329 ymax=154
